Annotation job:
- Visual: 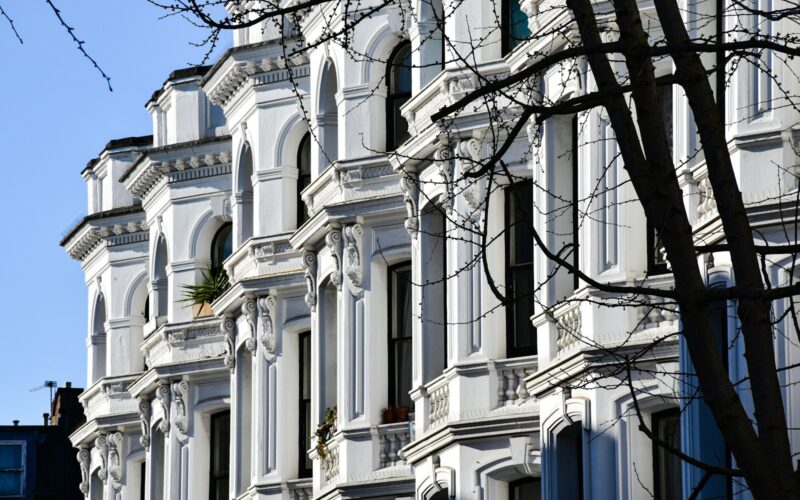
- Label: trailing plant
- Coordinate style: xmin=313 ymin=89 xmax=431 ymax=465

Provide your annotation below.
xmin=180 ymin=266 xmax=230 ymax=306
xmin=315 ymin=406 xmax=337 ymax=459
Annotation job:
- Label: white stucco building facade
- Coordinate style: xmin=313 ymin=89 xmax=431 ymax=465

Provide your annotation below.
xmin=60 ymin=0 xmax=800 ymax=499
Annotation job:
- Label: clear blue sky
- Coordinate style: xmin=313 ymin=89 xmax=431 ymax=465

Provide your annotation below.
xmin=0 ymin=1 xmax=229 ymax=424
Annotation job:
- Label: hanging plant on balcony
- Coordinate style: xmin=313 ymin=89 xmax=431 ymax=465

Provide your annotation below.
xmin=315 ymin=406 xmax=337 ymax=459
xmin=180 ymin=266 xmax=230 ymax=316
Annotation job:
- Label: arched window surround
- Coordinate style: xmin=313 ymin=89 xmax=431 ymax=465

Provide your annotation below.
xmin=386 ymin=41 xmax=412 ymax=150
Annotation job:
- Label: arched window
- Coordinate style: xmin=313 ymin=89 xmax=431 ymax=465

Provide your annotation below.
xmin=318 ymin=61 xmax=339 ymax=170
xmin=386 ymin=42 xmax=412 ymax=150
xmin=91 ymin=294 xmax=108 ymax=382
xmin=153 ymin=235 xmax=170 ymax=322
xmin=297 ymin=133 xmax=312 ymax=227
xmin=211 ymin=223 xmax=233 ymax=270
xmin=502 ymin=0 xmax=531 ymax=55
xmin=237 ymin=143 xmax=254 ymax=244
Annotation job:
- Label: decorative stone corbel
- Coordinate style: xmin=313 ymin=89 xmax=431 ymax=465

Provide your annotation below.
xmin=171 ymin=380 xmax=189 ymax=435
xmin=107 ymin=432 xmax=123 ymax=486
xmin=155 ymin=382 xmax=171 ymax=433
xmin=94 ymin=434 xmax=109 ymax=483
xmin=325 ymin=228 xmax=343 ymax=290
xmin=434 ymin=145 xmax=453 ymax=213
xmin=257 ymin=295 xmax=277 ymax=355
xmin=242 ymin=297 xmax=258 ymax=353
xmin=457 ymin=138 xmax=483 ymax=212
xmin=302 ymin=250 xmax=318 ymax=312
xmin=77 ymin=445 xmax=90 ymax=496
xmin=399 ymin=170 xmax=420 ymax=239
xmin=222 ymin=317 xmax=236 ymax=371
xmin=137 ymin=398 xmax=151 ymax=451
xmin=343 ymin=224 xmax=363 ymax=289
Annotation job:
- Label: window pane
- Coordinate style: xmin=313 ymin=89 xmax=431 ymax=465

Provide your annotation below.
xmin=510 ymin=477 xmax=541 ymax=500
xmin=0 ymin=444 xmax=21 ymax=468
xmin=504 ymin=0 xmax=531 ymax=53
xmin=0 ymin=471 xmax=21 ymax=496
xmin=653 ymin=409 xmax=682 ymax=500
xmin=510 ymin=183 xmax=533 ymax=265
xmin=394 ymin=339 xmax=413 ymax=408
xmin=390 ymin=45 xmax=411 ymax=94
xmin=512 ymin=267 xmax=536 ymax=351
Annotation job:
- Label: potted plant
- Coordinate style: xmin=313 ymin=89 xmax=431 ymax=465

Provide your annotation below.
xmin=395 ymin=405 xmax=410 ymax=422
xmin=381 ymin=406 xmax=397 ymax=424
xmin=315 ymin=406 xmax=337 ymax=458
xmin=181 ymin=266 xmax=230 ymax=317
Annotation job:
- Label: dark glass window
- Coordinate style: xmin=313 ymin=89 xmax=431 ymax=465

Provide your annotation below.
xmin=647 ymin=86 xmax=673 ymax=275
xmin=556 ymin=421 xmax=584 ymax=500
xmin=652 ymin=408 xmax=682 ymax=500
xmin=211 ymin=223 xmax=233 ymax=270
xmin=510 ymin=477 xmax=541 ymax=500
xmin=298 ymin=331 xmax=313 ymax=477
xmin=389 ymin=264 xmax=413 ymax=409
xmin=386 ymin=42 xmax=412 ymax=150
xmin=506 ymin=180 xmax=536 ymax=357
xmin=502 ymin=0 xmax=531 ymax=55
xmin=430 ymin=489 xmax=449 ymax=500
xmin=0 ymin=443 xmax=24 ymax=496
xmin=297 ymin=133 xmax=312 ymax=227
xmin=139 ymin=462 xmax=146 ymax=500
xmin=209 ymin=411 xmax=230 ymax=500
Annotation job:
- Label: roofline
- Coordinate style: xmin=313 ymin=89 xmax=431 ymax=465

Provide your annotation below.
xmin=201 ymin=38 xmax=291 ymax=87
xmin=146 ymin=65 xmax=213 ymax=107
xmin=119 ymin=134 xmax=232 ymax=183
xmin=59 ymin=205 xmax=145 ymax=247
xmin=80 ymin=135 xmax=153 ymax=176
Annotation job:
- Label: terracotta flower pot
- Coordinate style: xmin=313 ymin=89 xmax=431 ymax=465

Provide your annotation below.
xmin=381 ymin=407 xmax=397 ymax=424
xmin=395 ymin=406 xmax=410 ymax=422
xmin=192 ymin=302 xmax=213 ymax=318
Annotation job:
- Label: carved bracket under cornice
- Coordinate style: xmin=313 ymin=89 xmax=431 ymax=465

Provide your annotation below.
xmin=222 ymin=317 xmax=236 ymax=371
xmin=77 ymin=446 xmax=90 ymax=497
xmin=399 ymin=170 xmax=420 ymax=239
xmin=242 ymin=297 xmax=258 ymax=353
xmin=107 ymin=432 xmax=124 ymax=487
xmin=155 ymin=382 xmax=171 ymax=433
xmin=138 ymin=398 xmax=152 ymax=451
xmin=171 ymin=380 xmax=190 ymax=436
xmin=302 ymin=250 xmax=318 ymax=312
xmin=94 ymin=435 xmax=109 ymax=483
xmin=343 ymin=224 xmax=363 ymax=291
xmin=257 ymin=295 xmax=277 ymax=357
xmin=325 ymin=227 xmax=343 ymax=289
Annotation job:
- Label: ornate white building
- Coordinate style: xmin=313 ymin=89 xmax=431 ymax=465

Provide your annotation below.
xmin=60 ymin=0 xmax=800 ymax=499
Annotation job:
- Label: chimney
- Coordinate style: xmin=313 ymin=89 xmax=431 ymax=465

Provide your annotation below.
xmin=12 ymin=420 xmax=18 ymax=427
xmin=43 ymin=413 xmax=49 ymax=426
xmin=66 ymin=381 xmax=72 ymax=388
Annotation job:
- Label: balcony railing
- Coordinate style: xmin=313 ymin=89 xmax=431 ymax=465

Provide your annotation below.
xmin=554 ymin=301 xmax=582 ymax=353
xmin=427 ymin=375 xmax=450 ymax=428
xmin=377 ymin=422 xmax=411 ymax=468
xmin=495 ymin=356 xmax=537 ymax=407
xmin=320 ymin=441 xmax=340 ymax=487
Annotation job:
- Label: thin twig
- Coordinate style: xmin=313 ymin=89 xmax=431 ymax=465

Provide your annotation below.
xmin=44 ymin=0 xmax=112 ymax=91
xmin=0 ymin=4 xmax=22 ymax=44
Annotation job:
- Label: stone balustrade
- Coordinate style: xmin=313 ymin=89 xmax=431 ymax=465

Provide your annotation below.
xmin=495 ymin=356 xmax=537 ymax=406
xmin=377 ymin=422 xmax=411 ymax=468
xmin=554 ymin=302 xmax=582 ymax=353
xmin=427 ymin=376 xmax=450 ymax=428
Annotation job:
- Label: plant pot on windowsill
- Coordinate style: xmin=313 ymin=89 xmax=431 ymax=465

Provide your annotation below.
xmin=394 ymin=405 xmax=410 ymax=423
xmin=181 ymin=266 xmax=230 ymax=317
xmin=192 ymin=302 xmax=214 ymax=318
xmin=381 ymin=407 xmax=397 ymax=424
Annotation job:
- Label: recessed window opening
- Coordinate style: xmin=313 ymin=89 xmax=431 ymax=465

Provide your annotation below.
xmin=501 ymin=0 xmax=531 ymax=55
xmin=386 ymin=42 xmax=412 ymax=150
xmin=388 ymin=263 xmax=413 ymax=409
xmin=209 ymin=410 xmax=230 ymax=500
xmin=298 ymin=331 xmax=313 ymax=477
xmin=297 ymin=133 xmax=312 ymax=227
xmin=505 ymin=180 xmax=536 ymax=357
xmin=211 ymin=223 xmax=233 ymax=270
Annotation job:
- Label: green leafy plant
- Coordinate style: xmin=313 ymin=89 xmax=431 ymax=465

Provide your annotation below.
xmin=315 ymin=406 xmax=337 ymax=458
xmin=181 ymin=266 xmax=230 ymax=306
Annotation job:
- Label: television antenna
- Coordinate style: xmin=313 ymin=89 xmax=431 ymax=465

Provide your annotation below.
xmin=30 ymin=381 xmax=58 ymax=412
